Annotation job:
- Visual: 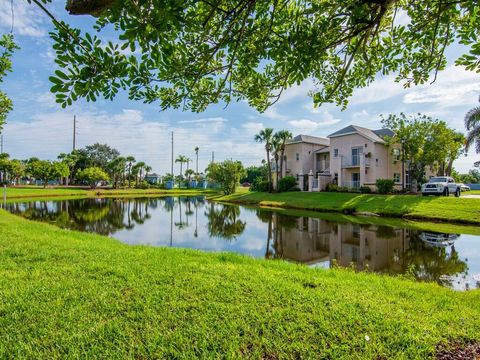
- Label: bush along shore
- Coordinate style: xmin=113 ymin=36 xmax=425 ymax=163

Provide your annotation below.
xmin=0 ymin=210 xmax=479 ymax=358
xmin=214 ymin=190 xmax=480 ymax=225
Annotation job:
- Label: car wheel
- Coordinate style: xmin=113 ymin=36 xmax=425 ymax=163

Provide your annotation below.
xmin=422 ymin=193 xmax=428 ymax=196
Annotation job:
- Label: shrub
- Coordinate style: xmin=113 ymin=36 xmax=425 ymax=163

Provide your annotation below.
xmin=250 ymin=176 xmax=269 ymax=192
xmin=278 ymin=175 xmax=297 ymax=192
xmin=376 ymin=179 xmax=395 ymax=194
xmin=135 ymin=181 xmax=151 ymax=189
xmin=76 ymin=167 xmax=109 ymax=189
xmin=326 ymin=183 xmax=338 ymax=192
xmin=338 ymin=186 xmax=349 ymax=192
xmin=360 ymin=186 xmax=372 ymax=194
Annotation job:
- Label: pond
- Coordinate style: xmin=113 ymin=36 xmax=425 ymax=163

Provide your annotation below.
xmin=5 ymin=196 xmax=480 ymax=291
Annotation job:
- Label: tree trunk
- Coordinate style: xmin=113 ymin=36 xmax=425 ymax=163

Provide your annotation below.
xmin=279 ymin=149 xmax=285 ymax=181
xmin=275 ymin=155 xmax=279 ymax=191
xmin=266 ymin=148 xmax=272 ymax=192
xmin=446 ymin=159 xmax=454 ymax=176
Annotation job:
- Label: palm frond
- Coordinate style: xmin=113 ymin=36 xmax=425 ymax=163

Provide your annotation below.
xmin=464 ymin=106 xmax=480 ymax=129
xmin=465 ymin=126 xmax=480 ymax=152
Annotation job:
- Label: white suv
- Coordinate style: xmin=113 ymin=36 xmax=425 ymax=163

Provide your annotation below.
xmin=421 ymin=177 xmax=461 ymax=197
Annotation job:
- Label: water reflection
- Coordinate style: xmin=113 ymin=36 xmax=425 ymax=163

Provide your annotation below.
xmin=6 ymin=197 xmax=479 ymax=290
xmin=266 ymin=213 xmax=470 ymax=289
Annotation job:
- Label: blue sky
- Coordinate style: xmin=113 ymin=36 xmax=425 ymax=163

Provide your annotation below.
xmin=1 ymin=1 xmax=479 ymax=174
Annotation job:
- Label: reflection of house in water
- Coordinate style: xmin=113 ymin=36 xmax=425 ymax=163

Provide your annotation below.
xmin=273 ymin=216 xmax=410 ymax=272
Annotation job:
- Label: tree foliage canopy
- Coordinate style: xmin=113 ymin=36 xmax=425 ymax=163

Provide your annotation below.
xmin=381 ymin=113 xmax=465 ymax=189
xmin=206 ymin=159 xmax=246 ymax=194
xmin=0 ymin=34 xmax=18 ymax=132
xmin=24 ymin=0 xmax=480 ymax=112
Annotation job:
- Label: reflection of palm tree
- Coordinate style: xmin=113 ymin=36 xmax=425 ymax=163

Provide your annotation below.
xmin=205 ymin=203 xmax=245 ymax=240
xmin=174 ymin=198 xmax=189 ymax=230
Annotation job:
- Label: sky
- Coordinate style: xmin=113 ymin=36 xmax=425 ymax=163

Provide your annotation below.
xmin=0 ymin=1 xmax=479 ymax=174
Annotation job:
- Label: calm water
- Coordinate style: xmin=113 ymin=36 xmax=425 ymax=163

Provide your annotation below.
xmin=6 ymin=196 xmax=480 ymax=291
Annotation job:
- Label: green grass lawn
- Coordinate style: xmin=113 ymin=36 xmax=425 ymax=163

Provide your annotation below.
xmin=3 ymin=186 xmax=217 ymax=200
xmin=0 ymin=210 xmax=479 ymax=359
xmin=468 ymin=189 xmax=480 ymax=195
xmin=215 ymin=189 xmax=480 ymax=225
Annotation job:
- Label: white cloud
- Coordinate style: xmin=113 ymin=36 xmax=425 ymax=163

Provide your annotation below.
xmin=349 ymin=75 xmax=406 ymax=106
xmin=178 ymin=117 xmax=227 ymax=124
xmin=403 ymin=66 xmax=480 ymax=108
xmin=3 ymin=108 xmax=265 ymax=173
xmin=241 ymin=122 xmax=264 ymax=134
xmin=287 ymin=111 xmax=341 ymax=133
xmin=0 ymin=1 xmax=46 ymax=37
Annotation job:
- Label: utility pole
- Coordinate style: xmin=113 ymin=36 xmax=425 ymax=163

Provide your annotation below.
xmin=73 ymin=115 xmax=77 ymax=151
xmin=211 ymin=151 xmax=214 ymax=163
xmin=171 ymin=131 xmax=174 ymax=176
xmin=0 ymin=134 xmax=3 ymax=154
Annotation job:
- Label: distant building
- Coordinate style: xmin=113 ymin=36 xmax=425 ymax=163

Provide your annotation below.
xmin=145 ymin=173 xmax=161 ymax=185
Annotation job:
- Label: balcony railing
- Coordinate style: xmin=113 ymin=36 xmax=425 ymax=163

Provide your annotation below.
xmin=342 ymin=180 xmax=361 ymax=189
xmin=341 ymin=155 xmax=370 ymax=168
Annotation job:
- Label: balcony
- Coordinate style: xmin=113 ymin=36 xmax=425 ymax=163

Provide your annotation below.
xmin=342 ymin=180 xmax=361 ymax=189
xmin=341 ymin=155 xmax=370 ymax=168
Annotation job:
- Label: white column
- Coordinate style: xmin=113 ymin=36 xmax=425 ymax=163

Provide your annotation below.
xmin=308 ymin=170 xmax=314 ymax=192
xmin=298 ymin=173 xmax=304 ymax=191
xmin=360 ymin=154 xmax=365 ymax=186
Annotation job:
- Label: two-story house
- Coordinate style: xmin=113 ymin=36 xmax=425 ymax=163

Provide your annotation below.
xmin=281 ymin=125 xmax=425 ymax=191
xmin=281 ymin=135 xmax=330 ymax=188
xmin=328 ymin=125 xmax=404 ymax=189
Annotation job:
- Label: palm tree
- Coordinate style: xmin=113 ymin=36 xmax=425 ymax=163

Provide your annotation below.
xmin=275 ymin=130 xmax=293 ymax=181
xmin=107 ymin=156 xmax=126 ymax=189
xmin=272 ymin=133 xmax=281 ymax=190
xmin=465 ymin=97 xmax=480 ymax=157
xmin=144 ymin=165 xmax=152 ymax=179
xmin=185 ymin=168 xmax=195 ymax=181
xmin=135 ymin=161 xmax=146 ymax=185
xmin=126 ymin=156 xmax=136 ymax=187
xmin=194 ymin=146 xmax=199 ymax=174
xmin=254 ymin=128 xmax=274 ymax=192
xmin=175 ymin=155 xmax=188 ymax=179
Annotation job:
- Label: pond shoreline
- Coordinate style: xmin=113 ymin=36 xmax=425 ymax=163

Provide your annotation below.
xmin=212 ymin=190 xmax=480 ymax=226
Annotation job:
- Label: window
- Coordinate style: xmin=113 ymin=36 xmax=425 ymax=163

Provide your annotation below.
xmin=393 ymin=148 xmax=401 ymax=161
xmin=296 ymin=153 xmax=299 ymax=161
xmin=334 ymin=149 xmax=338 ymax=157
xmin=334 ymin=173 xmax=338 ymax=184
xmin=393 ymin=173 xmax=401 ymax=183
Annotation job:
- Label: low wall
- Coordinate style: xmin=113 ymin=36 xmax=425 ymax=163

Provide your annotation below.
xmin=468 ymin=183 xmax=480 ymax=190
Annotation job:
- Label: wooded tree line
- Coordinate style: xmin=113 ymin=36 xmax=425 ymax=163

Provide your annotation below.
xmin=0 ymin=143 xmax=151 ymax=188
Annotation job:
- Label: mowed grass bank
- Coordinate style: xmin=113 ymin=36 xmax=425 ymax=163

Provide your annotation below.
xmin=0 ymin=210 xmax=479 ymax=359
xmin=3 ymin=186 xmax=217 ymax=200
xmin=216 ymin=190 xmax=480 ymax=225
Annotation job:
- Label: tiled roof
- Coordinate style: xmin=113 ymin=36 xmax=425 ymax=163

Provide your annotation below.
xmin=287 ymin=134 xmax=330 ymax=146
xmin=328 ymin=125 xmax=394 ymax=143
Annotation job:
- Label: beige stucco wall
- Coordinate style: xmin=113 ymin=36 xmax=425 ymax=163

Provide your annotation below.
xmin=284 ymin=142 xmax=326 ymax=177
